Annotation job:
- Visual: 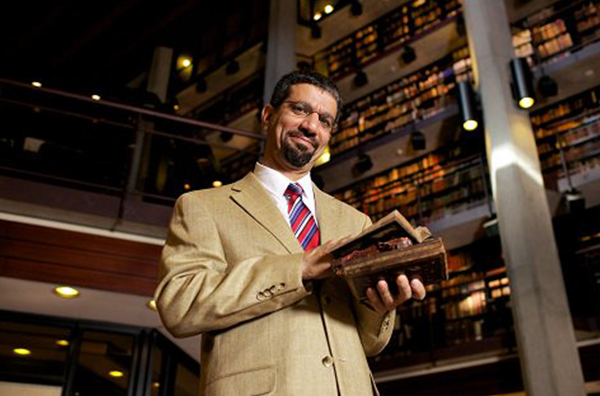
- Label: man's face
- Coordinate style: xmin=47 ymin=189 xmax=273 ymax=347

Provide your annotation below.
xmin=262 ymin=83 xmax=337 ymax=172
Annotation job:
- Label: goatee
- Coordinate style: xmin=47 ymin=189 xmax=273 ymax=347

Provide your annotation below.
xmin=282 ymin=132 xmax=316 ymax=167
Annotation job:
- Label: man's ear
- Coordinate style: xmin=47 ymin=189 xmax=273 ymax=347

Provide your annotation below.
xmin=261 ymin=104 xmax=275 ymax=129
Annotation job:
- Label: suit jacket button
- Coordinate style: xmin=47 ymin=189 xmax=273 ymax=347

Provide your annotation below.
xmin=257 ymin=292 xmax=266 ymax=301
xmin=322 ymin=356 xmax=334 ymax=367
xmin=263 ymin=289 xmax=273 ymax=298
xmin=277 ymin=283 xmax=285 ymax=291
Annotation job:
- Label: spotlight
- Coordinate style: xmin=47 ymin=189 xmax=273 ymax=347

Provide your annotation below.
xmin=91 ymin=94 xmax=101 ymax=101
xmin=510 ymin=58 xmax=536 ymax=109
xmin=53 ymin=286 xmax=80 ymax=299
xmin=410 ymin=130 xmax=426 ymax=151
xmin=195 ymin=77 xmax=207 ymax=93
xmin=537 ymin=75 xmax=558 ymax=97
xmin=350 ymin=1 xmax=363 ymax=16
xmin=354 ymin=154 xmax=373 ymax=173
xmin=31 ymin=81 xmax=42 ymax=88
xmin=212 ymin=180 xmax=223 ymax=188
xmin=324 ymin=4 xmax=334 ymax=14
xmin=400 ymin=46 xmax=417 ymax=64
xmin=313 ymin=12 xmax=322 ymax=21
xmin=353 ymin=70 xmax=368 ymax=88
xmin=226 ymin=60 xmax=240 ymax=75
xmin=458 ymin=81 xmax=478 ymax=131
xmin=565 ymin=189 xmax=585 ymax=214
xmin=311 ymin=23 xmax=322 ymax=39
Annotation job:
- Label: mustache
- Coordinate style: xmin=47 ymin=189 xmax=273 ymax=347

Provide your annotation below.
xmin=287 ymin=130 xmax=318 ymax=148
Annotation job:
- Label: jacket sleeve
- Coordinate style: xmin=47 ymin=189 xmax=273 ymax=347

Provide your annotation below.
xmin=351 ymin=214 xmax=397 ymax=357
xmin=154 ymin=193 xmax=311 ymax=337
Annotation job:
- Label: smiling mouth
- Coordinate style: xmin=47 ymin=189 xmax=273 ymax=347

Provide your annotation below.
xmin=288 ymin=132 xmax=317 ymax=149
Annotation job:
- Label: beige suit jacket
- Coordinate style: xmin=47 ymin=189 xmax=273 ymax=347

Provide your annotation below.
xmin=155 ymin=172 xmax=395 ymax=396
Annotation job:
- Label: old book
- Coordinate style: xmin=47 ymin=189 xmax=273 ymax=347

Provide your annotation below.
xmin=331 ymin=210 xmax=448 ymax=304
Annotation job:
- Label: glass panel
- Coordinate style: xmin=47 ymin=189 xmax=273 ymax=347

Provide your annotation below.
xmin=173 ymin=362 xmax=199 ymax=396
xmin=0 ymin=320 xmax=70 ymax=390
xmin=71 ymin=331 xmax=134 ymax=396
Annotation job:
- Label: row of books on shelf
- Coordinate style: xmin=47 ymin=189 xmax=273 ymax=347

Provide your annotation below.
xmin=330 ymin=48 xmax=472 ymax=156
xmin=536 ymin=114 xmax=600 ymax=156
xmin=512 ymin=0 xmax=600 ymax=63
xmin=314 ymin=0 xmax=461 ymax=80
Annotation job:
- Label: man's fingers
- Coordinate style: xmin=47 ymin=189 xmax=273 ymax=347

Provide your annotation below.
xmin=366 ymin=287 xmax=386 ymax=314
xmin=396 ymin=275 xmax=412 ymax=303
xmin=377 ymin=279 xmax=395 ymax=310
xmin=410 ymin=278 xmax=426 ymax=300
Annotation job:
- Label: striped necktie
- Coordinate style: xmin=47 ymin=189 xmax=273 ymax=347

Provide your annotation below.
xmin=284 ymin=183 xmax=320 ymax=251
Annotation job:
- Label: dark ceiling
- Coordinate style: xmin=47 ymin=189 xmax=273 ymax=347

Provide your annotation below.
xmin=1 ymin=0 xmax=269 ymax=97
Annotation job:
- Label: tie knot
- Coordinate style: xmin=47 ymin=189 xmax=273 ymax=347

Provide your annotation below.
xmin=284 ymin=183 xmax=303 ymax=199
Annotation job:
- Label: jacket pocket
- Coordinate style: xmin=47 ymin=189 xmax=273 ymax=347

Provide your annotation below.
xmin=206 ymin=365 xmax=276 ymax=396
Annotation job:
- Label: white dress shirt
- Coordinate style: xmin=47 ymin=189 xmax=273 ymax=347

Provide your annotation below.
xmin=253 ymin=162 xmax=319 ymax=226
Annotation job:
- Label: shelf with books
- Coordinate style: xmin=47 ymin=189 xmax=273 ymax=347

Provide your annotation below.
xmin=532 ymin=84 xmax=600 ymax=185
xmin=313 ymin=0 xmax=462 ymax=81
xmin=511 ymin=0 xmax=600 ymax=66
xmin=333 ymin=140 xmax=489 ymax=226
xmin=369 ymin=238 xmax=513 ymax=371
xmin=329 ymin=47 xmax=471 ymax=158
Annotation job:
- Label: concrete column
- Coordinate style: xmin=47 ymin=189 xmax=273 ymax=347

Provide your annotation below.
xmin=462 ymin=1 xmax=585 ymax=395
xmin=263 ymin=0 xmax=297 ymax=105
xmin=126 ymin=46 xmax=173 ymax=195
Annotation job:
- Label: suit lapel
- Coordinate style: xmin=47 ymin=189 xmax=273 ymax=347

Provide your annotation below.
xmin=314 ymin=186 xmax=339 ymax=244
xmin=230 ymin=173 xmax=302 ymax=254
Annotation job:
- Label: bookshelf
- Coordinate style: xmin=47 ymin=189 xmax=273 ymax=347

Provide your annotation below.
xmin=330 ymin=47 xmax=471 ymax=157
xmin=531 ymin=84 xmax=600 ymax=187
xmin=512 ymin=0 xmax=600 ymax=65
xmin=313 ymin=0 xmax=462 ymax=81
xmin=370 ymin=237 xmax=513 ymax=371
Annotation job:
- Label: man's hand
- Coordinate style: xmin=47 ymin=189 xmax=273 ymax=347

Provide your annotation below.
xmin=301 ymin=236 xmax=353 ymax=280
xmin=365 ymin=275 xmax=426 ymax=314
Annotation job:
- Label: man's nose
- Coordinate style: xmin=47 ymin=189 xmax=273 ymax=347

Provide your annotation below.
xmin=299 ymin=112 xmax=319 ymax=135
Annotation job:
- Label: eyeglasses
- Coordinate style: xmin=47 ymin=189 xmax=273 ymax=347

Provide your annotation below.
xmin=283 ymin=100 xmax=336 ymax=132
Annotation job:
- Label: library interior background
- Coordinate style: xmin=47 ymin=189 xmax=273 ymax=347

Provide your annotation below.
xmin=0 ymin=0 xmax=599 ymax=395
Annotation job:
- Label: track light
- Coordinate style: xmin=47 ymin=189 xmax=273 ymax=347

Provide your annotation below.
xmin=458 ymin=81 xmax=478 ymax=131
xmin=226 ymin=60 xmax=240 ymax=75
xmin=354 ymin=70 xmax=368 ymax=88
xmin=195 ymin=77 xmax=207 ymax=93
xmin=410 ymin=130 xmax=426 ymax=151
xmin=565 ymin=189 xmax=585 ymax=214
xmin=510 ymin=58 xmax=536 ymax=109
xmin=311 ymin=23 xmax=322 ymax=39
xmin=354 ymin=154 xmax=373 ymax=173
xmin=400 ymin=45 xmax=417 ymax=64
xmin=537 ymin=75 xmax=558 ymax=97
xmin=350 ymin=1 xmax=363 ymax=16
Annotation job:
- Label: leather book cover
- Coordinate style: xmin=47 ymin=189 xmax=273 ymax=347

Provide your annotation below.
xmin=330 ymin=210 xmax=448 ymax=303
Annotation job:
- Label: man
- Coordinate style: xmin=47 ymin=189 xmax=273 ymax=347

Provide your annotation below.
xmin=155 ymin=70 xmax=426 ymax=396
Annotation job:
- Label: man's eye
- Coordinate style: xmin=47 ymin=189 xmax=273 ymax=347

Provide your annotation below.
xmin=292 ymin=104 xmax=310 ymax=115
xmin=320 ymin=118 xmax=333 ymax=129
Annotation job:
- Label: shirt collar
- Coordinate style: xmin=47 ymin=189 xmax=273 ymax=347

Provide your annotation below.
xmin=254 ymin=162 xmax=314 ymax=199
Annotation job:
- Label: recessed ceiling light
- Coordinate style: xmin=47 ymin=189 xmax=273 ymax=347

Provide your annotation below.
xmin=183 ymin=183 xmax=191 ymax=190
xmin=91 ymin=94 xmax=101 ymax=101
xmin=212 ymin=180 xmax=223 ymax=188
xmin=109 ymin=370 xmax=124 ymax=378
xmin=13 ymin=348 xmax=31 ymax=356
xmin=147 ymin=300 xmax=157 ymax=311
xmin=324 ymin=4 xmax=334 ymax=14
xmin=53 ymin=286 xmax=80 ymax=299
xmin=56 ymin=340 xmax=70 ymax=347
xmin=153 ymin=382 xmax=160 ymax=389
xmin=182 ymin=58 xmax=192 ymax=68
xmin=31 ymin=81 xmax=42 ymax=88
xmin=313 ymin=12 xmax=322 ymax=21
xmin=463 ymin=119 xmax=478 ymax=131
xmin=518 ymin=97 xmax=535 ymax=109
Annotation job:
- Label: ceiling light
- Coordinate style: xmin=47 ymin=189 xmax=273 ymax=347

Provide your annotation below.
xmin=313 ymin=12 xmax=322 ymax=21
xmin=56 ymin=340 xmax=70 ymax=347
xmin=537 ymin=75 xmax=558 ymax=97
xmin=410 ymin=130 xmax=426 ymax=151
xmin=212 ymin=181 xmax=223 ymax=188
xmin=353 ymin=70 xmax=368 ymax=88
xmin=354 ymin=154 xmax=373 ymax=173
xmin=173 ymin=104 xmax=180 ymax=111
xmin=226 ymin=60 xmax=240 ymax=75
xmin=457 ymin=81 xmax=479 ymax=131
xmin=565 ymin=189 xmax=585 ymax=214
xmin=91 ymin=95 xmax=101 ymax=101
xmin=31 ymin=81 xmax=42 ymax=88
xmin=510 ymin=58 xmax=536 ymax=109
xmin=182 ymin=58 xmax=192 ymax=68
xmin=109 ymin=370 xmax=124 ymax=378
xmin=183 ymin=183 xmax=191 ymax=191
xmin=324 ymin=4 xmax=334 ymax=14
xmin=147 ymin=300 xmax=157 ymax=311
xmin=53 ymin=286 xmax=80 ymax=299
xmin=13 ymin=348 xmax=31 ymax=356
xmin=400 ymin=45 xmax=417 ymax=64
xmin=350 ymin=1 xmax=363 ymax=16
